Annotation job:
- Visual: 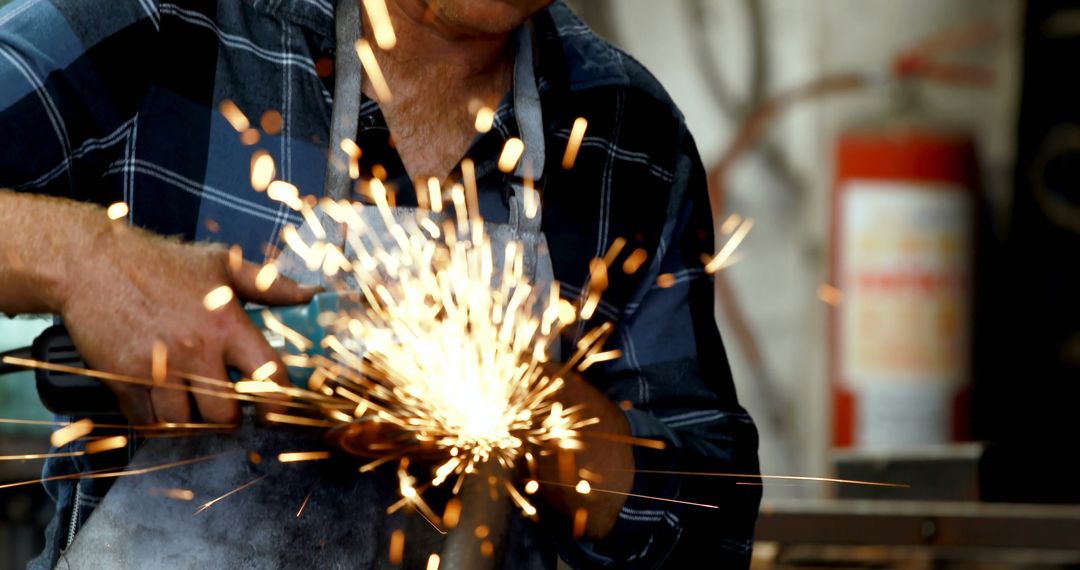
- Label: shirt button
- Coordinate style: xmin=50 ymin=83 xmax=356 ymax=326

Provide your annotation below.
xmin=360 ymin=115 xmax=378 ymax=129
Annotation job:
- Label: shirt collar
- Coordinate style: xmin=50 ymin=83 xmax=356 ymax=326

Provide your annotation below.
xmin=533 ymin=2 xmax=631 ymax=93
xmin=248 ymin=0 xmax=335 ymax=37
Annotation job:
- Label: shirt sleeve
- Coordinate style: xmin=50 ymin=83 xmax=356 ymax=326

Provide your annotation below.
xmin=556 ymin=129 xmax=762 ymax=569
xmin=0 ymin=0 xmax=158 ymax=195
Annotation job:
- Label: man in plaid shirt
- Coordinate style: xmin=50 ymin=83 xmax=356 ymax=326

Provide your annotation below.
xmin=0 ymin=0 xmax=760 ymax=567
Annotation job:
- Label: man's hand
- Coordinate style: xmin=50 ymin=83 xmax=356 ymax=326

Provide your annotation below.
xmin=536 ymin=371 xmax=635 ymax=539
xmin=0 ymin=190 xmax=314 ymax=425
xmin=61 ymin=226 xmax=315 ymax=425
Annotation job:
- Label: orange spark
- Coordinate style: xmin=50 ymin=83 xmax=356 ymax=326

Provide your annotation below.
xmin=0 ymin=453 xmax=227 ymax=492
xmin=561 ymin=117 xmax=588 ymax=169
xmin=629 ymin=469 xmax=910 ymax=488
xmin=278 ymin=451 xmax=331 ymax=463
xmin=218 ymin=100 xmax=249 ymax=132
xmin=572 ymin=507 xmax=588 ymax=539
xmin=250 ymin=150 xmax=275 ymax=191
xmin=355 ymin=39 xmax=392 ymax=102
xmin=251 ymin=361 xmax=278 ymax=382
xmin=151 ymin=340 xmax=167 ymax=385
xmin=474 ymin=106 xmax=495 ymax=133
xmin=228 ymin=245 xmax=244 ymax=274
xmin=149 ymin=487 xmax=195 ymax=501
xmin=260 ymin=110 xmax=283 ymax=134
xmin=540 ymin=480 xmax=719 ymax=509
xmin=195 ymin=475 xmax=267 ymax=515
xmin=267 ymin=181 xmax=302 ymax=210
xmin=498 ymin=138 xmax=525 ymax=173
xmin=817 ymin=284 xmax=842 ymax=306
xmin=0 ymin=451 xmax=84 ymax=461
xmin=705 ymin=217 xmax=754 ymax=273
xmin=580 ymin=431 xmax=667 ymax=450
xmin=341 ymin=138 xmax=362 ymax=179
xmin=578 ymin=349 xmax=622 ymax=372
xmin=50 ymin=418 xmax=93 ymax=448
xmin=85 ymin=436 xmax=128 ymax=455
xmin=296 ymin=489 xmax=314 ymax=517
xmin=264 ymin=413 xmax=337 ymax=428
xmin=622 ymin=248 xmax=648 ymax=274
xmin=255 ymin=262 xmax=279 ymax=292
xmin=202 ymin=285 xmax=234 ymax=311
xmin=523 ymin=176 xmax=539 ymax=219
xmin=442 ymin=498 xmax=461 ymax=529
xmin=461 ymin=158 xmax=480 ymax=221
xmin=719 ymin=213 xmax=742 ymax=235
xmin=234 ymin=380 xmax=279 ymax=394
xmin=362 ymin=0 xmax=397 ymax=50
xmin=425 ymin=553 xmax=440 ymax=570
xmin=240 ymin=128 xmax=261 ymax=146
xmin=389 ymin=529 xmax=405 ymax=564
xmin=106 ymin=202 xmax=129 ymax=220
xmin=656 ymin=273 xmax=676 ymax=288
xmin=425 ymin=177 xmax=443 ymax=213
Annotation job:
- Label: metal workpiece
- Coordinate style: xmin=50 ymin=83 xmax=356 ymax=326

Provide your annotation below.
xmin=440 ymin=460 xmax=512 ymax=570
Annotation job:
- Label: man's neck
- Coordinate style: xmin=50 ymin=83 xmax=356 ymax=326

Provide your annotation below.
xmin=378 ymin=0 xmax=515 ymax=81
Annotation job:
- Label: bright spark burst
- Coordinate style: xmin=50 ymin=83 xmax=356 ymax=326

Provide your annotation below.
xmin=0 ymin=126 xmax=765 ymax=538
xmin=246 ymin=176 xmax=641 ymax=517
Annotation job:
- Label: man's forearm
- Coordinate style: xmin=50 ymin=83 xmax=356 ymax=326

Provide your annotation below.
xmin=537 ymin=372 xmax=635 ymax=539
xmin=0 ymin=189 xmax=107 ymax=316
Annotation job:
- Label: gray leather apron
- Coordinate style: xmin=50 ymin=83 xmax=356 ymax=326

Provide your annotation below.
xmin=58 ymin=6 xmax=556 ymax=569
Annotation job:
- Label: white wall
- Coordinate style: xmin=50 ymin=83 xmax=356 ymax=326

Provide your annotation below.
xmin=607 ymin=0 xmax=1021 ymax=498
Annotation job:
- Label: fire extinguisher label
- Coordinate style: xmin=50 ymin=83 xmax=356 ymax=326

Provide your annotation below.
xmin=840 ymin=180 xmax=972 ymax=390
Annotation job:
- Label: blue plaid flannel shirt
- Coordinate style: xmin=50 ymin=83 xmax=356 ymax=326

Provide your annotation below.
xmin=0 ymin=0 xmax=761 ymax=567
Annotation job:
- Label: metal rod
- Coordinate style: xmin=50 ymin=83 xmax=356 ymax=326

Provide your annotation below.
xmin=440 ymin=460 xmax=511 ymax=570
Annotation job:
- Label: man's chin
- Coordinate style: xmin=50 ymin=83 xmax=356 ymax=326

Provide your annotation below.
xmin=426 ymin=0 xmax=552 ymax=36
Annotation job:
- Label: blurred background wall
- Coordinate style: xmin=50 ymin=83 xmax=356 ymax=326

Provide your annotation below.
xmin=591 ymin=0 xmax=1022 ymax=499
xmin=574 ymin=0 xmax=1080 ymax=567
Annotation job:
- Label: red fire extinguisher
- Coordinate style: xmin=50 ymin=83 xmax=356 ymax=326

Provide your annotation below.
xmin=830 ymin=100 xmax=978 ymax=450
xmin=705 ymin=20 xmax=993 ymax=453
